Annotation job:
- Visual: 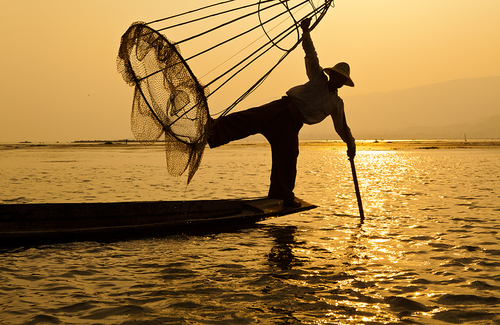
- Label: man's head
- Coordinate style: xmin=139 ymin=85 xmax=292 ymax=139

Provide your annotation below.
xmin=324 ymin=62 xmax=354 ymax=88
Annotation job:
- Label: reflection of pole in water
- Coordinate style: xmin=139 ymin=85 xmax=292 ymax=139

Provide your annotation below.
xmin=342 ymin=227 xmax=367 ymax=270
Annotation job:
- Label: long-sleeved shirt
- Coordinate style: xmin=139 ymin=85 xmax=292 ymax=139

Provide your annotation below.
xmin=286 ymin=31 xmax=355 ymax=147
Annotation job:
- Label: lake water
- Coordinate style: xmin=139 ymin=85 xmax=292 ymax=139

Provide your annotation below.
xmin=1 ymin=142 xmax=500 ymax=324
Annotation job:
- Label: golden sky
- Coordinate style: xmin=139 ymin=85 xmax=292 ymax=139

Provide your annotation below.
xmin=1 ymin=0 xmax=499 ymax=142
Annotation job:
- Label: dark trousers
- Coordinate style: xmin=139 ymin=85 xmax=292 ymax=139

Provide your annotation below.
xmin=209 ymin=96 xmax=303 ymax=204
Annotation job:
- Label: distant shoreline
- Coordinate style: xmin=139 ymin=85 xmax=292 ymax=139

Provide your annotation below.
xmin=301 ymin=139 xmax=500 ymax=150
xmin=1 ymin=139 xmax=500 ymax=151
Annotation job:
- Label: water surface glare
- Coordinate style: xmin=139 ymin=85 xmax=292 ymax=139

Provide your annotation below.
xmin=1 ymin=144 xmax=500 ymax=324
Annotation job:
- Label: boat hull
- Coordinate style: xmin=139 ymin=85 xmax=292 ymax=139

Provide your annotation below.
xmin=0 ymin=198 xmax=316 ymax=247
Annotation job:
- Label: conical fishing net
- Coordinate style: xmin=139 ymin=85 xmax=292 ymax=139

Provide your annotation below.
xmin=117 ymin=22 xmax=210 ymax=184
xmin=117 ymin=1 xmax=336 ymax=184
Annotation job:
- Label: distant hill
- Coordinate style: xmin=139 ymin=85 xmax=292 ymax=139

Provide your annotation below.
xmin=300 ymin=76 xmax=500 ymax=140
xmin=392 ymin=114 xmax=500 ymax=139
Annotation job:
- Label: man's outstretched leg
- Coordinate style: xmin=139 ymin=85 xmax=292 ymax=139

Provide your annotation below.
xmin=208 ymin=98 xmax=286 ymax=148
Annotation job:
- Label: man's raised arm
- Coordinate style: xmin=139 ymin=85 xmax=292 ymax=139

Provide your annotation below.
xmin=300 ymin=18 xmax=322 ymax=80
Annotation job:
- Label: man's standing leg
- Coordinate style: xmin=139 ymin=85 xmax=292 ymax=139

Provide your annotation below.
xmin=264 ymin=107 xmax=302 ymax=206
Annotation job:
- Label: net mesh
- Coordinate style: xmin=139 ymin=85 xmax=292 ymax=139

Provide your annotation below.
xmin=117 ymin=22 xmax=210 ymax=184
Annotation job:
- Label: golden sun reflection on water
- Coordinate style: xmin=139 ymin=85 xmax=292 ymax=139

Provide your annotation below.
xmin=2 ymin=144 xmax=500 ymax=324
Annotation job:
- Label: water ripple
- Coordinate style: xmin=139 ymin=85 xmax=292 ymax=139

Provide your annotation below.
xmin=1 ymin=146 xmax=500 ymax=324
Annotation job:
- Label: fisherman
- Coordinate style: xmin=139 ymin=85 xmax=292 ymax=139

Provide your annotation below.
xmin=208 ymin=17 xmax=356 ymax=207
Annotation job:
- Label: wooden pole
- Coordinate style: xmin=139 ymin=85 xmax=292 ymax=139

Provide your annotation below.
xmin=349 ymin=158 xmax=365 ymax=223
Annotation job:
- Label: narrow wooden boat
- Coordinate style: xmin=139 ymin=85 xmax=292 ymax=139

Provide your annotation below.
xmin=0 ymin=198 xmax=316 ymax=247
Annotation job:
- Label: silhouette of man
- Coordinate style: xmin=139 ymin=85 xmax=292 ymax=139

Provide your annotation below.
xmin=208 ymin=18 xmax=356 ymax=207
